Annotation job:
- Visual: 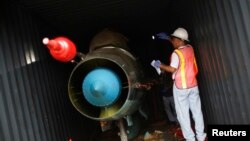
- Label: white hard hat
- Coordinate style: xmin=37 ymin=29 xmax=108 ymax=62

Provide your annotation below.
xmin=171 ymin=27 xmax=189 ymax=41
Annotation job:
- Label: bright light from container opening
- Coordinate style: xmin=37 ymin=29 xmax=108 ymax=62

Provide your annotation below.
xmin=26 ymin=48 xmax=36 ymax=64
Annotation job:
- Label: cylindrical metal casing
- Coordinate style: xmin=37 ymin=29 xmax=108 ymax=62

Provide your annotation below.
xmin=68 ymin=46 xmax=145 ymax=121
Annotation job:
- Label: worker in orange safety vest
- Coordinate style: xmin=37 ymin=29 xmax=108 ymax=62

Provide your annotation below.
xmin=151 ymin=27 xmax=207 ymax=141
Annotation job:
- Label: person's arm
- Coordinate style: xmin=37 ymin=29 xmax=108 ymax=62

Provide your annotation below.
xmin=159 ymin=64 xmax=176 ymax=73
xmin=151 ymin=52 xmax=179 ymax=74
xmin=160 ymin=52 xmax=179 ymax=73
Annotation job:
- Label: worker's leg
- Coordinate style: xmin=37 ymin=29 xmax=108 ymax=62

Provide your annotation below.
xmin=163 ymin=96 xmax=177 ymax=122
xmin=189 ymin=86 xmax=206 ymax=141
xmin=173 ymin=84 xmax=195 ymax=141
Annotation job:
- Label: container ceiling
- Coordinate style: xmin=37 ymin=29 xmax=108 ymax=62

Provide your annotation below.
xmin=14 ymin=0 xmax=186 ymax=38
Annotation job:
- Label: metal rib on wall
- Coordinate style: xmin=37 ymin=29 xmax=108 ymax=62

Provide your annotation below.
xmin=0 ymin=1 xmax=98 ymax=141
xmin=190 ymin=0 xmax=250 ymax=124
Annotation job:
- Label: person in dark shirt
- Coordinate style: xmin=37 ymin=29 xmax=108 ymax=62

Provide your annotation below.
xmin=160 ymin=72 xmax=178 ymax=125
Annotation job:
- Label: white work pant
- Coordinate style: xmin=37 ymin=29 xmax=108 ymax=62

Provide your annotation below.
xmin=173 ymin=84 xmax=206 ymax=141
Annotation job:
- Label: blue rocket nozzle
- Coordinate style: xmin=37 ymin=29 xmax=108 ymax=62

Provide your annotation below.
xmin=82 ymin=68 xmax=122 ymax=107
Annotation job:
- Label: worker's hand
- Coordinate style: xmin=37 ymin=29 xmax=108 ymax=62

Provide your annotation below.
xmin=156 ymin=32 xmax=169 ymax=40
xmin=153 ymin=60 xmax=161 ymax=68
xmin=151 ymin=60 xmax=161 ymax=75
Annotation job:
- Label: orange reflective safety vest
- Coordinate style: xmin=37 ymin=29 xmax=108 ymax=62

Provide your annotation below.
xmin=174 ymin=45 xmax=198 ymax=89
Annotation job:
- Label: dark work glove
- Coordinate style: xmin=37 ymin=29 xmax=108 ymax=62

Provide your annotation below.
xmin=156 ymin=32 xmax=169 ymax=40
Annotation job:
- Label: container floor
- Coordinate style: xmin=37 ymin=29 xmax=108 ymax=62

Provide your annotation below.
xmin=97 ymin=120 xmax=185 ymax=141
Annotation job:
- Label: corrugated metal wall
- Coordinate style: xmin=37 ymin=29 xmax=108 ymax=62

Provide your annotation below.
xmin=1 ymin=0 xmax=250 ymax=140
xmin=0 ymin=1 xmax=98 ymax=141
xmin=190 ymin=0 xmax=250 ymax=124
